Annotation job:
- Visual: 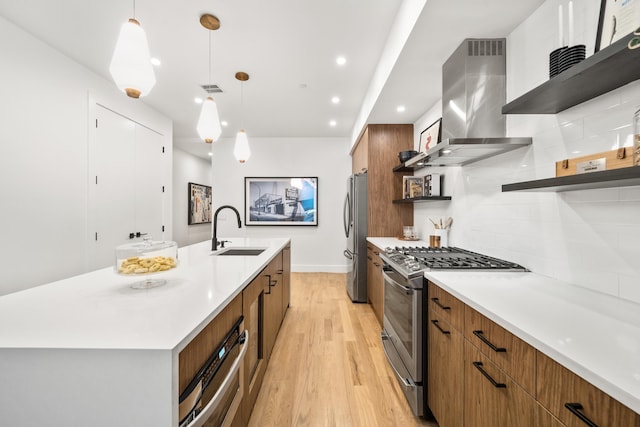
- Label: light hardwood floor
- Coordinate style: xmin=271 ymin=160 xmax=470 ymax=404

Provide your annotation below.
xmin=248 ymin=272 xmax=437 ymax=427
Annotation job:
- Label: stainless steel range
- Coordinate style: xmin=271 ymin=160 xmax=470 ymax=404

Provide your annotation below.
xmin=379 ymin=246 xmax=526 ymax=418
xmin=382 ymin=246 xmax=528 ymax=278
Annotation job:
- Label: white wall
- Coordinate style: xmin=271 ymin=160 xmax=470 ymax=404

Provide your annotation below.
xmin=0 ymin=16 xmax=172 ymax=296
xmin=172 ymin=148 xmax=213 ymax=247
xmin=412 ymin=0 xmax=640 ymax=304
xmin=211 ymin=137 xmax=351 ymax=272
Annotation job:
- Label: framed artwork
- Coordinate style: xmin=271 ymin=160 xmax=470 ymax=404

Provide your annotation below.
xmin=595 ymin=0 xmax=640 ymax=52
xmin=419 ymin=118 xmax=442 ymax=153
xmin=188 ymin=182 xmax=212 ymax=225
xmin=245 ymin=177 xmax=318 ymax=226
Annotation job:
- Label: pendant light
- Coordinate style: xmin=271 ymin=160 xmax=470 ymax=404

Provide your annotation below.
xmin=196 ymin=14 xmax=222 ymax=144
xmin=109 ymin=0 xmax=156 ymax=98
xmin=234 ymin=72 xmax=251 ymax=163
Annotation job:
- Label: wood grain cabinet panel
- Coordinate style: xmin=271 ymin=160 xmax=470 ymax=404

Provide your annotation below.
xmin=536 ymin=402 xmax=567 ymax=427
xmin=366 ymin=244 xmax=384 ymax=327
xmin=427 ymin=281 xmax=464 ymax=331
xmin=464 ymin=341 xmax=537 ymax=427
xmin=537 ymin=351 xmax=640 ymax=427
xmin=351 ymin=124 xmax=414 ymax=238
xmin=178 ymin=294 xmax=243 ymax=395
xmin=428 ymin=303 xmax=463 ymax=427
xmin=464 ymin=305 xmax=536 ymax=395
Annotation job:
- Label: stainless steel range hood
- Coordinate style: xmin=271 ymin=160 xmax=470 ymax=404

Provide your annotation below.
xmin=408 ymin=38 xmax=531 ymax=168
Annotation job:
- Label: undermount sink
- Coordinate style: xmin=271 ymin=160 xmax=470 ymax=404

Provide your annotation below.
xmin=214 ymin=248 xmax=266 ymax=256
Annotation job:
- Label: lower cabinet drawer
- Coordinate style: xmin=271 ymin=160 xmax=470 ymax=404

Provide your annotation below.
xmin=536 ymin=402 xmax=566 ymax=427
xmin=428 ymin=281 xmax=464 ymax=331
xmin=537 ymin=351 xmax=640 ymax=427
xmin=464 ymin=341 xmax=536 ymax=427
xmin=465 ymin=305 xmax=536 ymax=395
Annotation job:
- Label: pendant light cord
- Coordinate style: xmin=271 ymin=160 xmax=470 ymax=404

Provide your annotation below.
xmin=240 ymin=81 xmax=244 ymax=128
xmin=133 ymin=0 xmax=136 ymax=19
xmin=208 ymin=31 xmax=212 ymax=85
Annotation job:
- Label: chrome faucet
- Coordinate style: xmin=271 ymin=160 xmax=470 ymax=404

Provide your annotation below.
xmin=212 ymin=205 xmax=242 ymax=251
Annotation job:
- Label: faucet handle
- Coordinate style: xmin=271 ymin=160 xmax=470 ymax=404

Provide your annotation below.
xmin=219 ymin=240 xmax=231 ymax=248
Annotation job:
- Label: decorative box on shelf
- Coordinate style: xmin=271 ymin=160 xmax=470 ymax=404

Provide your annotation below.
xmin=556 ymin=147 xmax=634 ymax=177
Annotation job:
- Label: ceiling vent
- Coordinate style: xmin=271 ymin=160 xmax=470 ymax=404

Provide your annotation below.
xmin=201 ymin=84 xmax=223 ymax=94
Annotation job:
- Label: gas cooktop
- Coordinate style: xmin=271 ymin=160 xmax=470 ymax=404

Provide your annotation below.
xmin=381 ymin=246 xmax=527 ymax=278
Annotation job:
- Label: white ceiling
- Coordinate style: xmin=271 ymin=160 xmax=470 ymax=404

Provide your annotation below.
xmin=0 ymin=0 xmax=544 ymax=160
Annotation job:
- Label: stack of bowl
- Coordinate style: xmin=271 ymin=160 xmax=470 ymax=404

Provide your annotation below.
xmin=398 ymin=150 xmax=418 ymax=163
xmin=557 ymin=44 xmax=586 ymax=74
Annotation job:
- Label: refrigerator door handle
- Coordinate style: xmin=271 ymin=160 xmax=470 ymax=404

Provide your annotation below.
xmin=343 ymin=192 xmax=351 ymax=238
xmin=343 ymin=249 xmax=353 ymax=260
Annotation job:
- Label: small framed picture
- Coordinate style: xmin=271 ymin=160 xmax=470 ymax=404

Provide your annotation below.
xmin=595 ymin=0 xmax=640 ymax=52
xmin=419 ymin=118 xmax=442 ymax=153
xmin=188 ymin=182 xmax=212 ymax=225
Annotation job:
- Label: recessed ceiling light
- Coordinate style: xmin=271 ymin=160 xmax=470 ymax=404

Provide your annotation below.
xmin=329 ymin=120 xmax=337 ymax=127
xmin=208 ymin=152 xmax=213 ymax=156
xmin=331 ymin=96 xmax=340 ymax=104
xmin=194 ymin=97 xmax=203 ymax=104
xmin=396 ymin=105 xmax=406 ymax=113
xmin=150 ymin=57 xmax=161 ymax=66
xmin=336 ymin=56 xmax=346 ymax=66
xmin=221 ymin=121 xmax=228 ymax=127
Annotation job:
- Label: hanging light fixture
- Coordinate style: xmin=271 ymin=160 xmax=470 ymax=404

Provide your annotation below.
xmin=109 ymin=0 xmax=156 ymax=98
xmin=196 ymin=14 xmax=222 ymax=144
xmin=234 ymin=72 xmax=251 ymax=163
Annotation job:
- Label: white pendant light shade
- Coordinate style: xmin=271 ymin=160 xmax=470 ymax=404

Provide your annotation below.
xmin=234 ymin=130 xmax=251 ymax=163
xmin=197 ymin=97 xmax=222 ymax=143
xmin=109 ymin=19 xmax=156 ymax=98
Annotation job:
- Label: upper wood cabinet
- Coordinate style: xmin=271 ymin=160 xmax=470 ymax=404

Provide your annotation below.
xmin=351 ymin=124 xmax=414 ymax=237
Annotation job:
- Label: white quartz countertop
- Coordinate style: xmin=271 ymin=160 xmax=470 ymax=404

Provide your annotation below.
xmin=367 ymin=237 xmax=640 ymax=414
xmin=0 ymin=238 xmax=289 ymax=352
xmin=425 ymin=271 xmax=640 ymax=415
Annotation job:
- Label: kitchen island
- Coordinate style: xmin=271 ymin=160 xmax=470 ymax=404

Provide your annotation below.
xmin=0 ymin=237 xmax=290 ymax=427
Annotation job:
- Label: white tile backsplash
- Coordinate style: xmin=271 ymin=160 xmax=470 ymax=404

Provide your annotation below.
xmin=413 ymin=0 xmax=640 ymax=305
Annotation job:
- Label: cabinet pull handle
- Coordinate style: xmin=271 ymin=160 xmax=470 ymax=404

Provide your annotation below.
xmin=373 ymin=251 xmax=379 ymax=255
xmin=431 ymin=297 xmax=451 ymax=310
xmin=564 ymin=403 xmax=598 ymax=427
xmin=373 ymin=262 xmax=380 ymax=267
xmin=473 ymin=330 xmax=506 ymax=353
xmin=431 ymin=319 xmax=450 ymax=335
xmin=367 ymin=256 xmax=372 ymax=261
xmin=264 ymin=274 xmax=272 ymax=294
xmin=472 ymin=361 xmax=506 ymax=388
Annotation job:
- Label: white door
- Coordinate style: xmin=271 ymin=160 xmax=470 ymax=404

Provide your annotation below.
xmin=133 ymin=123 xmax=164 ymax=241
xmin=90 ymin=105 xmax=165 ymax=270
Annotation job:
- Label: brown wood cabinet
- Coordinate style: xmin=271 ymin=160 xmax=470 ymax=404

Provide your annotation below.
xmin=428 ymin=289 xmax=464 ymax=427
xmin=263 ymin=251 xmax=284 ymax=362
xmin=464 ymin=341 xmax=537 ymax=427
xmin=281 ymin=243 xmax=291 ymax=319
xmin=351 ymin=124 xmax=414 ymax=237
xmin=537 ymin=351 xmax=640 ymax=427
xmin=366 ymin=243 xmax=384 ymax=327
xmin=242 ymin=246 xmax=291 ymax=424
xmin=427 ymin=281 xmax=640 ymax=427
xmin=464 ymin=305 xmax=536 ymax=395
xmin=242 ymin=271 xmax=267 ymax=425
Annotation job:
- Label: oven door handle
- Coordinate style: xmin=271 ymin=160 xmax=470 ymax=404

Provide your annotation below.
xmin=382 ymin=270 xmax=413 ymax=293
xmin=381 ymin=332 xmax=415 ymax=388
xmin=183 ymin=330 xmax=248 ymax=427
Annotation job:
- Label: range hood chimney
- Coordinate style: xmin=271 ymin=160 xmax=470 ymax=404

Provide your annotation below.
xmin=406 ymin=38 xmax=531 ymax=167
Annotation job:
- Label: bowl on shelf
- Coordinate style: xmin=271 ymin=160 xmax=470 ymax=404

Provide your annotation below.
xmin=115 ymin=238 xmax=178 ymax=289
xmin=398 ymin=150 xmax=418 ymax=163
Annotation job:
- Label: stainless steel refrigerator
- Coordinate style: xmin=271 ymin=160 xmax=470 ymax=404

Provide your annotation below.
xmin=343 ymin=172 xmax=368 ymax=303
